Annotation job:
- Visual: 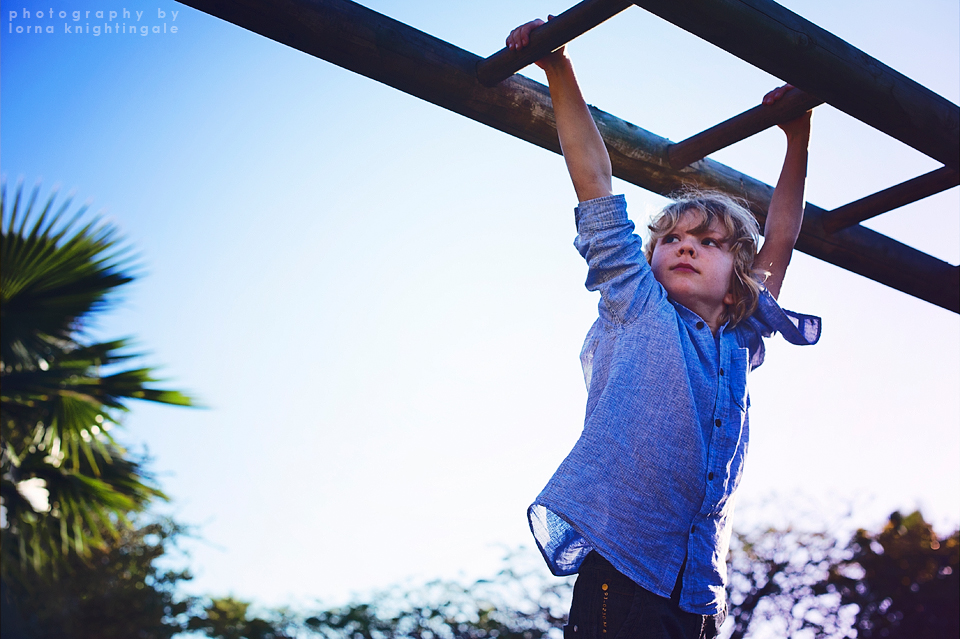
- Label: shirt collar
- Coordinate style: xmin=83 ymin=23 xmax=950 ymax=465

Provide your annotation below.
xmin=669 ymin=298 xmax=731 ymax=336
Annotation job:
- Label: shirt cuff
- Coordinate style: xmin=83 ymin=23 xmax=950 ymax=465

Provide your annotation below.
xmin=754 ymin=287 xmax=822 ymax=345
xmin=574 ymin=194 xmax=628 ymax=232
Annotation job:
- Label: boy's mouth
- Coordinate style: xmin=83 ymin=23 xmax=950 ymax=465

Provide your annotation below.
xmin=671 ymin=262 xmax=698 ymax=273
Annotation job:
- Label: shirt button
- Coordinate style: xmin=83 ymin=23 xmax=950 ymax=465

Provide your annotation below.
xmin=719 ymin=368 xmax=725 ymax=376
xmin=695 ymin=321 xmax=705 ymax=329
xmin=708 ymin=472 xmax=714 ymax=480
xmin=715 ymin=418 xmax=722 ymax=428
xmin=691 ymin=525 xmax=697 ymax=534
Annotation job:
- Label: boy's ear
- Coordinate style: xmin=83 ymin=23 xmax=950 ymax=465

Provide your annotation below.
xmin=723 ymin=290 xmax=735 ymax=306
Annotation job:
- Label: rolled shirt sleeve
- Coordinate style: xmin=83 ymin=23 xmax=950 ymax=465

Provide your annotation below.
xmin=574 ymin=195 xmax=665 ymax=326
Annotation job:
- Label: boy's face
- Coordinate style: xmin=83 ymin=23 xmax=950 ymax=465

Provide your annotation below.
xmin=651 ymin=211 xmax=737 ymax=323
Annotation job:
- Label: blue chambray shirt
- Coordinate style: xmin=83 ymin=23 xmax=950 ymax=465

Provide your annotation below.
xmin=528 ymin=195 xmax=821 ymax=617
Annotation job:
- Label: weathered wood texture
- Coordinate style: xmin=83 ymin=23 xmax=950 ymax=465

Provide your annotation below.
xmin=175 ymin=0 xmax=959 ymax=313
xmin=476 ymin=0 xmax=632 ymax=87
xmin=822 ymin=167 xmax=960 ymax=234
xmin=667 ymin=88 xmax=824 ymax=169
xmin=632 ymin=0 xmax=959 ymax=171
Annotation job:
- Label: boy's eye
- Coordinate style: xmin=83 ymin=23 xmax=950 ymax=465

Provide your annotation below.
xmin=702 ymin=238 xmax=718 ymax=247
xmin=663 ymin=235 xmax=679 ymax=244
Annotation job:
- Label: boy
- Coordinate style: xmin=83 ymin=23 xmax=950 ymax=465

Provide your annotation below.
xmin=506 ymin=19 xmax=821 ymax=639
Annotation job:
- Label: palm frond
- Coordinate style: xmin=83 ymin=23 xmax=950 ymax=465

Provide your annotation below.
xmin=1 ymin=442 xmax=166 ymax=579
xmin=1 ymin=181 xmax=136 ymax=367
xmin=1 ymin=179 xmax=193 ymax=581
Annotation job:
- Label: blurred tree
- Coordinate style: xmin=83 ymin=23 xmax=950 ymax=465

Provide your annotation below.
xmin=281 ymin=515 xmax=960 ymax=639
xmin=303 ymin=551 xmax=571 ymax=639
xmin=0 ymin=181 xmax=194 ymax=637
xmin=725 ymin=524 xmax=856 ymax=639
xmin=3 ymin=511 xmax=299 ymax=639
xmin=725 ymin=510 xmax=959 ymax=639
xmin=4 ymin=517 xmax=194 ymax=638
xmin=1 ymin=181 xmax=192 ymax=580
xmin=188 ymin=596 xmax=298 ymax=639
xmin=825 ymin=510 xmax=959 ymax=638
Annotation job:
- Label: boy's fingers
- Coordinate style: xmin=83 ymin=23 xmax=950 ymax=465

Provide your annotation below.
xmin=521 ymin=20 xmax=541 ymax=44
xmin=508 ymin=25 xmax=526 ymax=49
xmin=507 ymin=19 xmax=545 ymax=50
xmin=762 ymin=83 xmax=795 ymax=105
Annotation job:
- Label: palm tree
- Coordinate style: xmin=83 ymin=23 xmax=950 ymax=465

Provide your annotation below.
xmin=1 ymin=180 xmax=193 ymax=581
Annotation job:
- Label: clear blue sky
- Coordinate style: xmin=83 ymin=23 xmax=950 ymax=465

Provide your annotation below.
xmin=3 ymin=0 xmax=958 ymax=614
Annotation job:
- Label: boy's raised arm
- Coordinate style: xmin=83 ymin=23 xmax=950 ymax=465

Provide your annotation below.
xmin=754 ymin=84 xmax=813 ymax=300
xmin=507 ymin=20 xmax=612 ymax=203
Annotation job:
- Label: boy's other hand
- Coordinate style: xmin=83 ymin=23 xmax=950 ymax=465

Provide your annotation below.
xmin=761 ymin=83 xmax=794 ymax=106
xmin=506 ymin=17 xmax=567 ymax=71
xmin=506 ymin=18 xmax=544 ymax=50
xmin=762 ymin=84 xmax=813 ymax=140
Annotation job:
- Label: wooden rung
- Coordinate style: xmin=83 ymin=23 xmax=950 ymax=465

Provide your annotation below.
xmin=822 ymin=166 xmax=959 ymax=234
xmin=667 ymin=88 xmax=823 ymax=169
xmin=476 ymin=0 xmax=632 ymax=87
xmin=176 ymin=0 xmax=960 ymax=313
xmin=634 ymin=0 xmax=959 ymax=171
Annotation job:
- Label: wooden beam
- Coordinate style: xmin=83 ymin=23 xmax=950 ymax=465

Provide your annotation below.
xmin=667 ymin=88 xmax=823 ymax=169
xmin=633 ymin=0 xmax=959 ymax=171
xmin=822 ymin=167 xmax=960 ymax=234
xmin=476 ymin=0 xmax=633 ymax=87
xmin=175 ymin=0 xmax=959 ymax=313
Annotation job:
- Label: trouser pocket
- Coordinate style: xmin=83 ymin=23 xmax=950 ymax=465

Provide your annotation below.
xmin=566 ymin=552 xmax=639 ymax=638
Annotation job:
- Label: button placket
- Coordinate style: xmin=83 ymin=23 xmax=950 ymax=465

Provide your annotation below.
xmin=706 ymin=344 xmax=726 ymax=504
xmin=707 ymin=334 xmax=737 ymax=509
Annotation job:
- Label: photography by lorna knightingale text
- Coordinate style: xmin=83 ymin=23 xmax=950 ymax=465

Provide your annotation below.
xmin=7 ymin=7 xmax=181 ymax=36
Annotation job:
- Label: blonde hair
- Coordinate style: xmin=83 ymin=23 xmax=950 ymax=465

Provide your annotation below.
xmin=643 ymin=189 xmax=767 ymax=327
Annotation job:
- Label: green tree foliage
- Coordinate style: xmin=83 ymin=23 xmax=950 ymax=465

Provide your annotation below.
xmin=725 ymin=525 xmax=854 ymax=639
xmin=4 ymin=517 xmax=194 ymax=638
xmin=303 ymin=553 xmax=571 ymax=639
xmin=3 ymin=506 xmax=953 ymax=639
xmin=727 ymin=510 xmax=959 ymax=639
xmin=188 ymin=597 xmax=298 ymax=639
xmin=826 ymin=511 xmax=959 ymax=638
xmin=3 ymin=513 xmax=299 ymax=639
xmin=298 ymin=518 xmax=958 ymax=639
xmin=0 ymin=181 xmax=192 ymax=578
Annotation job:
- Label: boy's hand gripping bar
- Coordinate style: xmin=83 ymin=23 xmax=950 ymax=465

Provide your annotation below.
xmin=667 ymin=87 xmax=823 ymax=169
xmin=476 ymin=0 xmax=633 ymax=87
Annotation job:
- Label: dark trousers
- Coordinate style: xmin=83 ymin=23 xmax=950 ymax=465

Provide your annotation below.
xmin=563 ymin=552 xmax=719 ymax=639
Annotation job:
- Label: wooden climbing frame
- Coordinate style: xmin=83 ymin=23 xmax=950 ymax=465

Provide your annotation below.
xmin=178 ymin=0 xmax=960 ymax=312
